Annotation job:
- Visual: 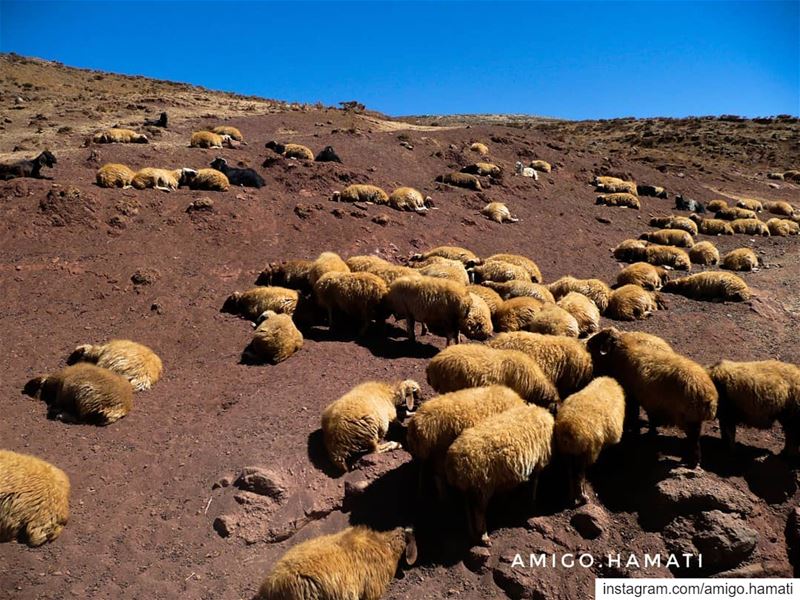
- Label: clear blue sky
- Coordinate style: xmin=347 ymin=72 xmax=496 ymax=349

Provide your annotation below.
xmin=1 ymin=1 xmax=797 ymax=119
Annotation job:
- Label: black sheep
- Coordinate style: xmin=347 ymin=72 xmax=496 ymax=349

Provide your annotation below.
xmin=0 ymin=150 xmax=57 ymax=180
xmin=675 ymin=194 xmax=706 ymax=214
xmin=209 ymin=158 xmax=265 ymax=188
xmin=315 ymin=145 xmax=342 ymax=163
xmin=144 ymin=112 xmax=168 ymax=128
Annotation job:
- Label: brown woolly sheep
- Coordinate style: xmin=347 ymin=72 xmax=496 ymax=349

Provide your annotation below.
xmin=445 ymin=404 xmax=554 ymax=545
xmin=67 ymin=339 xmax=162 ymax=392
xmin=255 ymin=526 xmax=416 ymax=600
xmin=282 ymin=143 xmax=315 ymax=160
xmin=494 ymin=296 xmax=545 ymax=332
xmin=649 ymin=215 xmax=699 ymax=236
xmin=313 ymin=271 xmax=389 ymax=335
xmin=470 ymin=260 xmax=530 ymax=284
xmin=547 ymin=276 xmax=612 ymax=313
xmin=691 ymin=216 xmax=735 ymax=236
xmin=387 ymin=187 xmax=433 ymax=212
xmin=612 ymin=239 xmax=648 ymax=263
xmin=189 ymin=131 xmax=233 ymax=148
xmin=662 ymin=271 xmax=750 ymax=302
xmin=554 ymin=377 xmax=625 ymax=505
xmin=24 ymin=363 xmax=133 ymax=424
xmin=481 ymin=202 xmax=518 ymax=223
xmin=767 ymin=218 xmax=800 ymax=236
xmin=93 ymin=128 xmax=148 ymax=144
xmin=639 ymin=229 xmax=694 ymax=248
xmin=308 ymin=251 xmax=350 ymax=287
xmin=461 ymin=162 xmax=502 ymax=177
xmin=96 ymin=163 xmax=135 ymax=188
xmin=210 ymin=125 xmax=243 ymax=141
xmin=616 ymin=262 xmax=668 ymax=291
xmin=0 ymin=451 xmax=69 ymax=546
xmin=183 ymin=168 xmax=230 ymax=191
xmin=332 ymin=184 xmax=389 ymax=204
xmin=345 ymin=255 xmax=419 ymax=285
xmin=222 ymin=286 xmax=299 ymax=319
xmin=527 ymin=304 xmax=581 ymax=338
xmin=557 ymin=292 xmax=600 ymax=336
xmin=416 ymin=258 xmax=470 ymax=286
xmin=587 ymin=327 xmax=718 ymax=465
xmin=435 ymin=172 xmax=482 ymax=191
xmin=466 ymin=284 xmax=504 ymax=316
xmin=427 ymin=344 xmax=560 ymax=409
xmin=531 ymin=159 xmax=552 ymax=173
xmin=410 ymin=246 xmax=480 ymax=266
xmin=708 ymin=360 xmax=800 ymax=457
xmin=606 ymin=284 xmax=664 ymax=321
xmin=644 ymin=245 xmax=692 ymax=270
xmin=483 ymin=280 xmax=555 ymax=303
xmin=131 ymin=167 xmax=186 ymax=191
xmin=706 ymin=199 xmax=728 ymax=212
xmin=461 ymin=293 xmax=494 ymax=341
xmin=721 ymin=248 xmax=759 ymax=272
xmin=322 ymin=380 xmax=421 ymax=471
xmin=485 ymin=253 xmax=542 ymax=282
xmin=256 ymin=259 xmax=313 ymax=291
xmin=469 ymin=142 xmax=489 ymax=155
xmin=688 ymin=241 xmax=720 ymax=266
xmin=716 ymin=206 xmax=757 ymax=221
xmin=594 ymin=176 xmax=637 ymax=195
xmin=764 ymin=200 xmax=796 ymax=216
xmin=736 ymin=198 xmax=763 ymax=212
xmin=730 ymin=218 xmax=770 ymax=237
xmin=247 ymin=311 xmax=303 ymax=364
xmin=387 ymin=275 xmax=470 ymax=345
xmin=487 ymin=331 xmax=593 ymax=398
xmin=596 ymin=193 xmax=640 ymax=209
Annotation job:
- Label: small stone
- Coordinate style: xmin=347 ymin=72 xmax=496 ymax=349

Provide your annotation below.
xmin=235 ymin=467 xmax=290 ymax=501
xmin=294 ymin=204 xmax=313 ymax=219
xmin=212 ymin=515 xmax=234 ymax=537
xmin=595 ymin=216 xmax=611 ymax=224
xmin=187 ymin=198 xmax=214 ymax=213
xmin=131 ymin=268 xmax=160 ymax=286
xmin=331 ymin=208 xmax=345 ymax=218
xmin=693 ymin=510 xmax=757 ymax=572
xmin=343 ymin=479 xmax=369 ymax=503
xmin=464 ymin=546 xmax=492 ymax=574
xmin=571 ymin=503 xmax=608 ymax=539
xmin=372 ymin=215 xmax=390 ymax=226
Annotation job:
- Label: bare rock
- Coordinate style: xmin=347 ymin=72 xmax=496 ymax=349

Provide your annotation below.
xmin=235 ymin=467 xmax=291 ymax=501
xmin=571 ymin=503 xmax=608 ymax=539
xmin=213 ymin=515 xmax=234 ymax=538
xmin=294 ymin=204 xmax=313 ymax=219
xmin=372 ymin=214 xmax=390 ymax=226
xmin=786 ymin=506 xmax=800 ymax=574
xmin=131 ymin=268 xmax=160 ymax=286
xmin=693 ymin=510 xmax=757 ymax=572
xmin=187 ymin=198 xmax=214 ymax=213
xmin=464 ymin=546 xmax=492 ymax=574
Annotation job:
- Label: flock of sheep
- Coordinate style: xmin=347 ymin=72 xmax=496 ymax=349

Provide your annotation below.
xmin=2 ymin=118 xmax=800 ymax=600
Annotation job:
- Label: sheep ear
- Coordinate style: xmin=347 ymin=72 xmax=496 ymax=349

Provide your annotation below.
xmin=404 ymin=529 xmax=418 ymax=566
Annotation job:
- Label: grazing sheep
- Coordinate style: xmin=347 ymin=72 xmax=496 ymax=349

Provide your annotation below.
xmin=222 ymin=286 xmax=299 ymax=319
xmin=190 ymin=131 xmax=233 ymax=149
xmin=246 ymin=310 xmax=303 ymax=364
xmin=182 ymin=168 xmax=230 ymax=191
xmin=67 ymin=339 xmax=163 ymax=392
xmin=93 ymin=128 xmax=148 ymax=144
xmin=616 ymin=262 xmax=668 ymax=290
xmin=649 ymin=215 xmax=698 ymax=236
xmin=691 ymin=216 xmax=735 ymax=236
xmin=24 ymin=363 xmax=134 ymax=424
xmin=612 ymin=239 xmax=649 ymax=263
xmin=721 ymin=248 xmax=759 ymax=272
xmin=211 ymin=125 xmax=243 ymax=141
xmin=730 ymin=218 xmax=770 ymax=237
xmin=345 ymin=255 xmax=419 ymax=285
xmin=0 ymin=451 xmax=69 ymax=546
xmin=488 ymin=331 xmax=593 ymax=398
xmin=416 ymin=258 xmax=470 ymax=286
xmin=131 ymin=167 xmax=186 ymax=191
xmin=313 ymin=271 xmax=389 ymax=335
xmin=531 ymin=160 xmax=552 ymax=173
xmin=481 ymin=202 xmax=518 ymax=223
xmin=594 ymin=176 xmax=637 ymax=195
xmin=662 ymin=271 xmax=750 ymax=302
xmin=716 ymin=206 xmax=758 ymax=221
xmin=587 ymin=327 xmax=718 ymax=465
xmin=675 ymin=194 xmax=706 ymax=213
xmin=706 ymin=200 xmax=728 ymax=212
xmin=466 ymin=284 xmax=504 ymax=316
xmin=331 ymin=184 xmax=389 ymax=204
xmin=764 ymin=200 xmax=795 ymax=216
xmin=557 ymin=292 xmax=600 ymax=336
xmin=96 ymin=163 xmax=135 ymax=188
xmin=461 ymin=162 xmax=502 ymax=177
xmin=554 ymin=377 xmax=625 ymax=505
xmin=470 ymin=260 xmax=530 ymax=284
xmin=255 ymin=525 xmax=416 ymax=600
xmin=256 ymin=259 xmax=313 ymax=291
xmin=528 ymin=304 xmax=580 ymax=338
xmin=322 ymin=380 xmax=421 ymax=471
xmin=708 ymin=360 xmax=800 ymax=457
xmin=427 ymin=344 xmax=559 ymax=409
xmin=639 ymin=229 xmax=694 ymax=248
xmin=469 ymin=142 xmax=489 ymax=155
xmin=548 ymin=276 xmax=612 ymax=313
xmin=410 ymin=246 xmax=480 ymax=266
xmin=435 ymin=172 xmax=482 ymax=191
xmin=461 ymin=293 xmax=494 ymax=341
xmin=483 ymin=280 xmax=555 ymax=303
xmin=688 ymin=241 xmax=720 ymax=266
xmin=445 ymin=404 xmax=554 ymax=545
xmin=0 ymin=150 xmax=57 ymax=180
xmin=596 ymin=193 xmax=640 ymax=209
xmin=315 ymin=145 xmax=342 ymax=162
xmin=308 ymin=251 xmax=350 ymax=287
xmin=767 ymin=217 xmax=800 ymax=236
xmin=494 ymin=296 xmax=545 ymax=332
xmin=637 ymin=184 xmax=667 ymax=198
xmin=209 ymin=157 xmax=265 ymax=188
xmin=736 ymin=198 xmax=763 ymax=212
xmin=387 ymin=187 xmax=433 ymax=212
xmin=643 ymin=245 xmax=692 ymax=270
xmin=387 ymin=276 xmax=470 ymax=345
xmin=606 ymin=284 xmax=664 ymax=321
xmin=484 ymin=254 xmax=542 ymax=282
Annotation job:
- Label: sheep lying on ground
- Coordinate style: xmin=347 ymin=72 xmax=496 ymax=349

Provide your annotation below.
xmin=531 ymin=160 xmax=552 ymax=173
xmin=527 ymin=304 xmax=580 ymax=338
xmin=96 ymin=163 xmax=135 ymax=188
xmin=557 ymin=292 xmax=600 ymax=336
xmin=493 ymin=297 xmax=544 ymax=332
xmin=183 ymin=168 xmax=230 ymax=191
xmin=612 ymin=239 xmax=648 ymax=262
xmin=466 ymin=284 xmax=503 ymax=316
xmin=314 ymin=271 xmax=389 ymax=335
xmin=222 ymin=286 xmax=299 ymax=319
xmin=615 ymin=243 xmax=692 ymax=271
xmin=93 ymin=128 xmax=148 ymax=144
xmin=131 ymin=167 xmax=186 ymax=191
xmin=0 ymin=150 xmax=57 ymax=180
xmin=331 ymin=184 xmax=389 ymax=204
xmin=639 ymin=229 xmax=694 ymax=248
xmin=767 ymin=218 xmax=800 ymax=236
xmin=246 ymin=311 xmax=303 ymax=364
xmin=606 ymin=284 xmax=665 ymax=321
xmin=587 ymin=327 xmax=718 ymax=466
xmin=24 ymin=363 xmax=133 ymax=424
xmin=265 ymin=141 xmax=315 ymax=160
xmin=322 ymin=380 xmax=421 ymax=471
xmin=764 ymin=200 xmax=796 ymax=216
xmin=410 ymin=246 xmax=480 ymax=266
xmin=721 ymin=248 xmax=759 ymax=271
xmin=548 ymin=276 xmax=611 ymax=313
xmin=689 ymin=241 xmax=720 ymax=265
xmin=483 ymin=280 xmax=555 ymax=303
xmin=461 ymin=162 xmax=501 ymax=177
xmin=210 ymin=126 xmax=243 ymax=141
xmin=662 ymin=271 xmax=750 ymax=302
xmin=445 ymin=404 xmax=554 ymax=545
xmin=736 ymin=198 xmax=763 ymax=212
xmin=637 ymin=184 xmax=667 ymax=198
xmin=784 ymin=171 xmax=800 ymax=183
xmin=730 ymin=218 xmax=770 ymax=237
xmin=209 ymin=158 xmax=265 ymax=188
xmin=485 ymin=254 xmax=542 ymax=282
xmin=487 ymin=331 xmax=593 ymax=397
xmin=481 ymin=202 xmax=518 ymax=223
xmin=255 ymin=526 xmax=416 ymax=600
xmin=0 ymin=451 xmax=69 ymax=546
xmin=256 ymin=260 xmax=313 ymax=291
xmin=469 ymin=142 xmax=489 ymax=155
xmin=616 ymin=262 xmax=668 ymax=290
xmin=388 ymin=187 xmax=433 ymax=212
xmin=427 ymin=344 xmax=559 ymax=408
xmin=415 ymin=257 xmax=470 ymax=286
xmin=554 ymin=377 xmax=625 ymax=505
xmin=435 ymin=172 xmax=482 ymax=191
xmin=595 ymin=176 xmax=637 ymax=195
xmin=691 ymin=216 xmax=735 ymax=235
xmin=308 ymin=251 xmax=350 ymax=287
xmin=706 ymin=200 xmax=728 ymax=212
xmin=515 ymin=161 xmax=538 ymax=179
xmin=67 ymin=339 xmax=162 ymax=392
xmin=189 ymin=131 xmax=231 ymax=148
xmin=675 ymin=195 xmax=706 ymax=213
xmin=596 ymin=193 xmax=640 ymax=209
xmin=387 ymin=276 xmax=470 ymax=345
xmin=708 ymin=360 xmax=800 ymax=458
xmin=716 ymin=206 xmax=757 ymax=221
xmin=315 ymin=145 xmax=342 ymax=162
xmin=470 ymin=260 xmax=530 ymax=284
xmin=649 ymin=215 xmax=698 ymax=235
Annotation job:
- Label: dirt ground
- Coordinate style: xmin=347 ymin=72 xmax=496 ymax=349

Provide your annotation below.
xmin=1 ymin=54 xmax=800 ymax=600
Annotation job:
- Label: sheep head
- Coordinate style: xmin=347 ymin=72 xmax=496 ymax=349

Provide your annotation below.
xmin=397 ymin=379 xmax=422 ymax=411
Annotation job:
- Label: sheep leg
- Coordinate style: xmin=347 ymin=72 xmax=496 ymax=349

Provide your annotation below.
xmin=467 ymin=493 xmax=491 ymax=547
xmin=326 ymin=308 xmax=334 ymax=330
xmin=374 ymin=441 xmax=402 ymax=454
xmin=419 ymin=322 xmax=428 ymax=336
xmin=623 ymin=398 xmax=641 ymax=437
xmin=576 ymin=465 xmax=590 ymax=506
xmin=406 ymin=318 xmax=416 ymax=341
xmin=529 ymin=471 xmax=540 ymax=508
xmin=719 ymin=418 xmax=737 ymax=455
xmin=685 ymin=422 xmax=702 ymax=467
xmin=780 ymin=419 xmax=800 ymax=460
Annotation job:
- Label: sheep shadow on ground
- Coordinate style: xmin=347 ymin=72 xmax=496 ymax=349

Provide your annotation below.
xmin=306 ymin=422 xmax=408 ymax=478
xmin=301 ymin=324 xmax=440 ymax=360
